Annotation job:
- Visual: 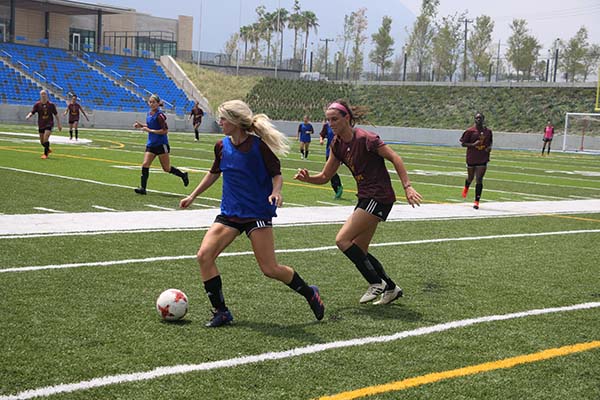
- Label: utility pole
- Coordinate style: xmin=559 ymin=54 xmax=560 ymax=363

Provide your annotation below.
xmin=320 ymin=38 xmax=334 ymax=78
xmin=459 ymin=17 xmax=473 ymax=81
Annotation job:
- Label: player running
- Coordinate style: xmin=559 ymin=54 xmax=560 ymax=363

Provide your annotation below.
xmin=460 ymin=112 xmax=493 ymax=209
xmin=297 ymin=115 xmax=314 ymax=159
xmin=63 ymin=94 xmax=89 ymax=140
xmin=26 ymin=90 xmax=62 ymax=159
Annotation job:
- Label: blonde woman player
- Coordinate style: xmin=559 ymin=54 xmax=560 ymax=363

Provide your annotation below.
xmin=180 ymin=100 xmax=324 ymax=327
xmin=26 ymin=90 xmax=62 ymax=159
xmin=295 ymin=99 xmax=422 ymax=305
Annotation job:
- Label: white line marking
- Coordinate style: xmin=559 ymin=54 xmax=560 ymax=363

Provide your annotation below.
xmin=145 ymin=204 xmax=176 ymax=211
xmin=32 ymin=207 xmax=63 ymax=213
xmin=444 ymin=198 xmax=462 ymax=203
xmin=2 ymin=302 xmax=598 ymax=400
xmin=92 ymin=205 xmax=119 ymax=212
xmin=317 ymin=201 xmax=340 ymax=206
xmin=0 ymin=166 xmax=221 ymax=203
xmin=2 ymin=229 xmax=599 ymax=274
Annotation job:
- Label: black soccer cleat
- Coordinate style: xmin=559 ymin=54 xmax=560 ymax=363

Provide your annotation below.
xmin=308 ymin=285 xmax=325 ymax=321
xmin=134 ymin=187 xmax=147 ymax=195
xmin=205 ymin=309 xmax=233 ymax=327
xmin=182 ymin=172 xmax=189 ymax=187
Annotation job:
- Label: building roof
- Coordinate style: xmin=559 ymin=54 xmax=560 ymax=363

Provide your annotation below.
xmin=0 ymin=0 xmax=134 ymax=15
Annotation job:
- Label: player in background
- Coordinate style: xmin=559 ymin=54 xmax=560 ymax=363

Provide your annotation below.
xmin=295 ymin=99 xmax=422 ymax=305
xmin=63 ymin=95 xmax=89 ymax=140
xmin=319 ymin=119 xmax=344 ymax=199
xmin=188 ymin=101 xmax=204 ymax=141
xmin=180 ymin=100 xmax=324 ymax=327
xmin=26 ymin=90 xmax=61 ymax=159
xmin=297 ymin=115 xmax=314 ymax=159
xmin=133 ymin=94 xmax=189 ymax=195
xmin=541 ymin=120 xmax=554 ymax=155
xmin=460 ymin=112 xmax=493 ymax=209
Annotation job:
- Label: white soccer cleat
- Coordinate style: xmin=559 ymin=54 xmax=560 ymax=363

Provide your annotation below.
xmin=359 ymin=282 xmax=386 ymax=303
xmin=373 ymin=286 xmax=403 ymax=305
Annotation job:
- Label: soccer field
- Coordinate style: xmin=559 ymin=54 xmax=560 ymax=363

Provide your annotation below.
xmin=1 ymin=125 xmax=599 ymax=399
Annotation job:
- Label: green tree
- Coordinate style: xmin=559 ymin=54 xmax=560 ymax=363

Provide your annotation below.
xmin=560 ymin=27 xmax=589 ymax=82
xmin=349 ymin=8 xmax=368 ymax=80
xmin=583 ymin=43 xmax=600 ymax=82
xmin=468 ymin=15 xmax=494 ymax=80
xmin=405 ymin=0 xmax=439 ymax=81
xmin=239 ymin=25 xmax=251 ymax=62
xmin=224 ymin=32 xmax=239 ymax=62
xmin=369 ymin=16 xmax=395 ymax=78
xmin=288 ymin=0 xmax=303 ymax=60
xmin=506 ymin=19 xmax=540 ymax=80
xmin=431 ymin=13 xmax=462 ymax=81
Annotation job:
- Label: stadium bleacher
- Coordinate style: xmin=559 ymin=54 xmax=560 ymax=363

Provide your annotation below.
xmin=0 ymin=43 xmax=194 ymax=115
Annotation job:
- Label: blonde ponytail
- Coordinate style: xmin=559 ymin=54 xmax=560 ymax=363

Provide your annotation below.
xmin=218 ymin=100 xmax=289 ymax=156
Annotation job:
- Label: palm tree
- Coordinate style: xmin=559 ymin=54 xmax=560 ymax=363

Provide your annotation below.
xmin=239 ymin=25 xmax=251 ymax=62
xmin=274 ymin=8 xmax=289 ymax=66
xmin=288 ymin=0 xmax=303 ymax=60
xmin=301 ymin=11 xmax=319 ymax=70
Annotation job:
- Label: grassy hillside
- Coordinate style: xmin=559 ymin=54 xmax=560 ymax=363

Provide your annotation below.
xmin=181 ymin=65 xmax=597 ymax=133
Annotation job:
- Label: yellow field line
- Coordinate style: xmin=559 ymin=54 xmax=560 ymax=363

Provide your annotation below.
xmin=540 ymin=214 xmax=600 ymax=223
xmin=317 ymin=341 xmax=600 ymax=400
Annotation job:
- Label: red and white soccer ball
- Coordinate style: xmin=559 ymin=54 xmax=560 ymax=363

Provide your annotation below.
xmin=156 ymin=289 xmax=188 ymax=321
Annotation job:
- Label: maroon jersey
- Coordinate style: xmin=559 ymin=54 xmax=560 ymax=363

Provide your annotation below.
xmin=209 ymin=135 xmax=281 ymax=177
xmin=190 ymin=106 xmax=204 ymax=123
xmin=330 ymin=127 xmax=396 ymax=203
xmin=31 ymin=101 xmax=58 ymax=129
xmin=460 ymin=126 xmax=493 ymax=165
xmin=67 ymin=103 xmax=82 ymax=122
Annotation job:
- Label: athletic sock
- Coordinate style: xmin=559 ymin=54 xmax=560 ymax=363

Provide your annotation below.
xmin=75 ymin=129 xmax=78 ymax=140
xmin=43 ymin=141 xmax=50 ymax=156
xmin=475 ymin=183 xmax=483 ymax=202
xmin=169 ymin=166 xmax=185 ymax=178
xmin=141 ymin=167 xmax=149 ymax=189
xmin=194 ymin=129 xmax=199 ymax=140
xmin=69 ymin=129 xmax=73 ymax=139
xmin=331 ymin=173 xmax=341 ymax=193
xmin=204 ymin=275 xmax=227 ymax=311
xmin=286 ymin=271 xmax=314 ymax=299
xmin=464 ymin=179 xmax=471 ymax=188
xmin=343 ymin=244 xmax=381 ymax=284
xmin=305 ymin=150 xmax=309 ymax=159
xmin=367 ymin=253 xmax=396 ymax=289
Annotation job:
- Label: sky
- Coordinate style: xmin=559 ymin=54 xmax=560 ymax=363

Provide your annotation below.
xmin=93 ymin=0 xmax=600 ymax=58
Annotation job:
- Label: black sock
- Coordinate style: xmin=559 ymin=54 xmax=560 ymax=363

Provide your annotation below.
xmin=343 ymin=244 xmax=381 ymax=284
xmin=547 ymin=146 xmax=551 ymax=154
xmin=169 ymin=166 xmax=185 ymax=178
xmin=367 ymin=253 xmax=395 ymax=289
xmin=204 ymin=275 xmax=227 ymax=311
xmin=305 ymin=150 xmax=309 ymax=159
xmin=141 ymin=167 xmax=149 ymax=189
xmin=464 ymin=179 xmax=471 ymax=188
xmin=69 ymin=129 xmax=73 ymax=139
xmin=75 ymin=129 xmax=78 ymax=140
xmin=331 ymin=173 xmax=341 ymax=193
xmin=475 ymin=183 xmax=483 ymax=201
xmin=194 ymin=129 xmax=199 ymax=140
xmin=286 ymin=271 xmax=314 ymax=300
xmin=301 ymin=150 xmax=305 ymax=157
xmin=43 ymin=141 xmax=50 ymax=156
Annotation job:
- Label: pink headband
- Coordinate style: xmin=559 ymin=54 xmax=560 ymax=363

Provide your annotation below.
xmin=328 ymin=102 xmax=349 ymax=115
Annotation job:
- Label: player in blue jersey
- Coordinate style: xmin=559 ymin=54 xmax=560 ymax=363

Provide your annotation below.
xmin=133 ymin=94 xmax=189 ymax=195
xmin=319 ymin=120 xmax=343 ymax=199
xmin=297 ymin=115 xmax=314 ymax=159
xmin=179 ymin=99 xmax=324 ymax=327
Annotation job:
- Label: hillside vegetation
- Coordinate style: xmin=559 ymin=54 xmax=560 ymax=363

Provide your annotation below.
xmin=184 ymin=66 xmax=597 ymax=133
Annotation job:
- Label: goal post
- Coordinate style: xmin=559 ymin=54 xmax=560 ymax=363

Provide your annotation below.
xmin=562 ymin=112 xmax=600 ymax=153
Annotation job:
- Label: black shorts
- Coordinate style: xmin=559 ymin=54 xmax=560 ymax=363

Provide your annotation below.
xmin=68 ymin=119 xmax=79 ymax=124
xmin=215 ymin=214 xmax=272 ymax=237
xmin=355 ymin=198 xmax=393 ymax=221
xmin=145 ymin=144 xmax=170 ymax=155
xmin=543 ymin=138 xmax=553 ymax=142
xmin=467 ymin=162 xmax=488 ymax=168
xmin=38 ymin=127 xmax=52 ymax=134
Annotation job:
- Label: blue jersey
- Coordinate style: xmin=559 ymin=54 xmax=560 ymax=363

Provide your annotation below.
xmin=220 ymin=136 xmax=277 ymax=219
xmin=323 ymin=123 xmax=334 ymax=159
xmin=298 ymin=123 xmax=314 ymax=143
xmin=146 ymin=110 xmax=168 ymax=146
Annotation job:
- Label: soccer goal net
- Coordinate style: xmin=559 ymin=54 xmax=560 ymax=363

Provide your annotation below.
xmin=562 ymin=112 xmax=600 ymax=153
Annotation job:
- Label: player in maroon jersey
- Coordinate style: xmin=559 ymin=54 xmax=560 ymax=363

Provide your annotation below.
xmin=188 ymin=101 xmax=204 ymax=141
xmin=295 ymin=99 xmax=422 ymax=305
xmin=63 ymin=95 xmax=89 ymax=140
xmin=26 ymin=90 xmax=62 ymax=159
xmin=459 ymin=112 xmax=493 ymax=209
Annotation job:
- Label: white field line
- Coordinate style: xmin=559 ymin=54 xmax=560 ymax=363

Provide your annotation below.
xmin=2 ymin=302 xmax=598 ymax=400
xmin=92 ymin=205 xmax=119 ymax=212
xmin=145 ymin=205 xmax=176 ymax=211
xmin=0 ymin=166 xmax=221 ymax=203
xmin=32 ymin=207 xmax=63 ymax=213
xmin=2 ymin=229 xmax=599 ymax=274
xmin=317 ymin=201 xmax=340 ymax=206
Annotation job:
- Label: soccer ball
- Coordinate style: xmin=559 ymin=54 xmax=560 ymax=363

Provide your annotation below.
xmin=156 ymin=289 xmax=188 ymax=321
